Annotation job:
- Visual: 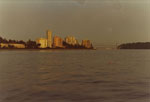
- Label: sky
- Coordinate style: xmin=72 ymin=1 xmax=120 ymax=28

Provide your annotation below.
xmin=0 ymin=0 xmax=150 ymax=45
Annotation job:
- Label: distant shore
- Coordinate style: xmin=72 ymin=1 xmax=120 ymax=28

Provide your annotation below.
xmin=117 ymin=42 xmax=150 ymax=49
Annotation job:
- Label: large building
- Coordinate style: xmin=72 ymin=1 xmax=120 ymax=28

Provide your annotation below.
xmin=82 ymin=40 xmax=92 ymax=48
xmin=65 ymin=36 xmax=78 ymax=45
xmin=47 ymin=30 xmax=52 ymax=48
xmin=36 ymin=30 xmax=52 ymax=48
xmin=0 ymin=43 xmax=25 ymax=48
xmin=36 ymin=38 xmax=48 ymax=48
xmin=53 ymin=36 xmax=63 ymax=48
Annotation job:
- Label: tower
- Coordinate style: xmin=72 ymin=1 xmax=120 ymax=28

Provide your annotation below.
xmin=47 ymin=30 xmax=52 ymax=48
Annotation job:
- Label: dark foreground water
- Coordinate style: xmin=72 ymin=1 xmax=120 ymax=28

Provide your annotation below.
xmin=0 ymin=50 xmax=150 ymax=102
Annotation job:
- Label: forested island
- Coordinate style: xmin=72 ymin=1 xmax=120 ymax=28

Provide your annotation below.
xmin=117 ymin=42 xmax=150 ymax=49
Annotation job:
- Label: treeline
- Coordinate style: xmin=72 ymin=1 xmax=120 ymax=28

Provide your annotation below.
xmin=0 ymin=36 xmax=25 ymax=44
xmin=118 ymin=42 xmax=150 ymax=49
xmin=0 ymin=36 xmax=39 ymax=48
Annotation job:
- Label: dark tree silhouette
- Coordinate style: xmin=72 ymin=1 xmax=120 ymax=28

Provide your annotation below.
xmin=118 ymin=42 xmax=150 ymax=49
xmin=0 ymin=36 xmax=39 ymax=49
xmin=26 ymin=39 xmax=39 ymax=48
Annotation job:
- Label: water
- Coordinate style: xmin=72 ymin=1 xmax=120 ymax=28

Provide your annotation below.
xmin=0 ymin=50 xmax=150 ymax=102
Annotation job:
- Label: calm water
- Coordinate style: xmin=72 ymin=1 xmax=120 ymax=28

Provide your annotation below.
xmin=0 ymin=50 xmax=150 ymax=102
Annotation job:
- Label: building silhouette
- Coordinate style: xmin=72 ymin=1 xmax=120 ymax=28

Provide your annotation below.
xmin=82 ymin=40 xmax=92 ymax=48
xmin=36 ymin=38 xmax=48 ymax=48
xmin=53 ymin=36 xmax=63 ymax=48
xmin=36 ymin=30 xmax=52 ymax=48
xmin=65 ymin=36 xmax=78 ymax=45
xmin=0 ymin=43 xmax=25 ymax=48
xmin=35 ymin=30 xmax=93 ymax=49
xmin=47 ymin=30 xmax=52 ymax=48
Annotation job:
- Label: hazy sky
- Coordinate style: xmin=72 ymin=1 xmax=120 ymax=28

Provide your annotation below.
xmin=0 ymin=0 xmax=150 ymax=45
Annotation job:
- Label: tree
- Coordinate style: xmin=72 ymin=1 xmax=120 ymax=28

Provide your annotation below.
xmin=26 ymin=39 xmax=39 ymax=48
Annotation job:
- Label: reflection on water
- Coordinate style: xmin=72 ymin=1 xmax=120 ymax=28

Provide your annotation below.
xmin=0 ymin=50 xmax=150 ymax=102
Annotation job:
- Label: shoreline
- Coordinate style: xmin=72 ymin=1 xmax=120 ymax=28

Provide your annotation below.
xmin=0 ymin=48 xmax=96 ymax=51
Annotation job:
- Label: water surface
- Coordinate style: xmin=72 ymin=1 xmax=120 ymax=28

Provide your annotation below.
xmin=0 ymin=50 xmax=150 ymax=102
